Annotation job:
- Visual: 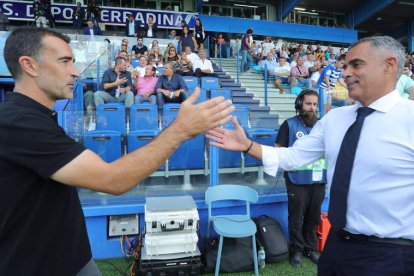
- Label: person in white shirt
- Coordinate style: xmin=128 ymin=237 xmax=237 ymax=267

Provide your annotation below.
xmin=184 ymin=46 xmax=200 ymax=66
xmin=193 ymin=49 xmax=215 ymax=78
xmin=206 ymin=36 xmax=414 ymax=276
xmin=273 ymin=57 xmax=291 ymax=93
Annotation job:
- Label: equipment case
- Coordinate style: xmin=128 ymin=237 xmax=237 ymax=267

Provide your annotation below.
xmin=145 ymin=231 xmax=199 ymax=256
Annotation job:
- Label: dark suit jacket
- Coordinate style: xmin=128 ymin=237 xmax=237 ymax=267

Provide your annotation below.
xmin=125 ymin=20 xmax=140 ymax=37
xmin=143 ymin=23 xmax=158 ymax=38
xmin=72 ymin=7 xmax=85 ymax=21
xmin=83 ymin=26 xmax=102 ymax=36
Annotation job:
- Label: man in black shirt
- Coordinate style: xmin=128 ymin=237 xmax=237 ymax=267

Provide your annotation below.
xmin=131 ymin=36 xmax=148 ymax=59
xmin=0 ymin=27 xmax=234 ymax=275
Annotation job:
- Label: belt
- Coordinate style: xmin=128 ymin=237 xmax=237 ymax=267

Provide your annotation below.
xmin=338 ymin=230 xmax=414 ymax=247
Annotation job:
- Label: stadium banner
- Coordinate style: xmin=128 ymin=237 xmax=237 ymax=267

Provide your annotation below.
xmin=0 ymin=0 xmax=197 ymax=28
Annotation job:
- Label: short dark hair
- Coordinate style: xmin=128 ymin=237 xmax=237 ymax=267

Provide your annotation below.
xmin=337 ymin=54 xmax=346 ymax=61
xmin=115 ymin=56 xmax=127 ymax=66
xmin=4 ymin=27 xmax=70 ymax=80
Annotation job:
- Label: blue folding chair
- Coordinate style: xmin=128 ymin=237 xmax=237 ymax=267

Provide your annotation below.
xmin=246 ymin=128 xmax=277 ymax=166
xmin=129 ymin=104 xmax=158 ymax=131
xmin=162 ymin=103 xmax=181 ymax=128
xmin=201 ymin=77 xmax=220 ymax=91
xmin=291 ymin=86 xmax=302 ymax=95
xmin=183 ymin=76 xmax=199 ymax=91
xmin=205 ymin=185 xmax=259 ymax=276
xmin=131 ymin=59 xmax=139 ymax=68
xmin=84 ymin=130 xmax=122 ymax=162
xmin=157 ymin=66 xmax=165 ymax=75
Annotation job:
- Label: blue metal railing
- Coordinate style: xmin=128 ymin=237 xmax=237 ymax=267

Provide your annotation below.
xmin=264 ymin=63 xmax=268 ymax=107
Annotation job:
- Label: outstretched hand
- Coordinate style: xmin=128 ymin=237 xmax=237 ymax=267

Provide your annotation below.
xmin=206 ymin=116 xmax=251 ymax=151
xmin=172 ymin=87 xmax=235 ymax=140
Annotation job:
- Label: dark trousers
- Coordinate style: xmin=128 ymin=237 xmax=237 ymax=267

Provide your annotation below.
xmin=193 ymin=68 xmax=217 ymax=78
xmin=286 ymin=179 xmax=326 ymax=253
xmin=319 ymin=230 xmax=414 ymax=275
xmin=157 ymin=92 xmax=188 ymax=110
xmin=73 ymin=18 xmax=83 ymax=29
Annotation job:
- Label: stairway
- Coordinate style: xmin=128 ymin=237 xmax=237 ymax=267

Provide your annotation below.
xmin=212 ymin=58 xmax=297 ymax=123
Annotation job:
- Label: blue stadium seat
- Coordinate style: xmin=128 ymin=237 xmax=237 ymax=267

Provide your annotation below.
xmin=169 ymin=135 xmax=205 ymax=170
xmin=291 ymin=86 xmax=302 ymax=95
xmin=245 ymin=128 xmax=277 ymax=166
xmin=200 ymin=76 xmax=220 ymax=91
xmin=182 ymin=76 xmax=199 ymax=91
xmin=96 ymin=103 xmax=126 ymax=135
xmin=224 ymin=104 xmax=249 ymax=130
xmin=157 ymin=66 xmax=165 ymax=75
xmin=84 ymin=130 xmax=122 ymax=163
xmin=127 ymin=130 xmax=165 ymax=170
xmin=210 ymin=88 xmax=231 ymax=100
xmin=162 ymin=103 xmax=181 ymax=128
xmin=129 ymin=104 xmax=158 ymax=131
xmin=131 ymin=59 xmax=139 ymax=68
xmin=192 ymin=88 xmax=207 ymax=104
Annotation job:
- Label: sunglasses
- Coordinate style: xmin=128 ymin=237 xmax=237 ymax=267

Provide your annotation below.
xmin=122 ymin=44 xmax=127 ymax=46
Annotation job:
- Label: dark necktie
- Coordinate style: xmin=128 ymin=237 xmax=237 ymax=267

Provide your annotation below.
xmin=329 ymin=106 xmax=375 ymax=230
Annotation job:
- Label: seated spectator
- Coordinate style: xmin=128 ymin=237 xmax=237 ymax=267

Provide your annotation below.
xmin=131 ymin=37 xmax=148 ymax=59
xmin=310 ymin=61 xmax=322 ymax=89
xmin=260 ymin=52 xmax=278 ymax=76
xmin=155 ymin=63 xmax=188 ymax=109
xmin=163 ymin=46 xmax=180 ymax=64
xmin=193 ymin=49 xmax=215 ymax=78
xmin=290 ymin=57 xmax=311 ymax=88
xmin=261 ymin=36 xmax=274 ymax=58
xmin=251 ymin=41 xmax=262 ymax=64
xmin=164 ymin=43 xmax=174 ymax=57
xmin=135 ymin=56 xmax=149 ymax=77
xmin=303 ymin=52 xmax=314 ymax=69
xmin=133 ymin=65 xmax=157 ymax=104
xmin=0 ymin=8 xmax=9 ymax=31
xmin=94 ymin=57 xmax=134 ymax=108
xmin=184 ymin=46 xmax=200 ymax=65
xmin=148 ymin=45 xmax=163 ymax=67
xmin=83 ymin=19 xmax=102 ymax=37
xmin=273 ymin=57 xmax=291 ymax=94
xmin=117 ymin=50 xmax=134 ymax=72
xmin=115 ymin=38 xmax=130 ymax=56
xmin=175 ymin=52 xmax=193 ymax=76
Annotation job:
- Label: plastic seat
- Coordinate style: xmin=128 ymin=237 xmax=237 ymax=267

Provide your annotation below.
xmin=210 ymin=88 xmax=231 ymax=100
xmin=182 ymin=76 xmax=199 ymax=91
xmin=96 ymin=103 xmax=126 ymax=135
xmin=157 ymin=66 xmax=165 ymax=75
xmin=169 ymin=134 xmax=205 ymax=170
xmin=84 ymin=130 xmax=122 ymax=162
xmin=200 ymin=76 xmax=220 ymax=91
xmin=291 ymin=86 xmax=302 ymax=95
xmin=162 ymin=103 xmax=181 ymax=128
xmin=246 ymin=128 xmax=277 ymax=166
xmin=127 ymin=130 xmax=165 ymax=170
xmin=205 ymin=185 xmax=259 ymax=276
xmin=129 ymin=104 xmax=158 ymax=131
xmin=131 ymin=59 xmax=139 ymax=68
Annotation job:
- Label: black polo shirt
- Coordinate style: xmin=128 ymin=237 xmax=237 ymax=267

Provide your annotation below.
xmin=0 ymin=92 xmax=91 ymax=275
xmin=131 ymin=44 xmax=148 ymax=56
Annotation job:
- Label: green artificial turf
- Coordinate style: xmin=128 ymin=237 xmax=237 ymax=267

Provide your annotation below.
xmin=96 ymin=257 xmax=317 ymax=276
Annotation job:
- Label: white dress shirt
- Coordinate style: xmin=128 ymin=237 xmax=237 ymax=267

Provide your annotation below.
xmin=262 ymin=90 xmax=414 ymax=240
xmin=193 ymin=58 xmax=214 ymax=73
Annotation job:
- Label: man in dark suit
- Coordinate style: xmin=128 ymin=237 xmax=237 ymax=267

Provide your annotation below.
xmin=72 ymin=2 xmax=85 ymax=30
xmin=83 ymin=19 xmax=102 ymax=37
xmin=143 ymin=15 xmax=158 ymax=38
xmin=125 ymin=13 xmax=140 ymax=37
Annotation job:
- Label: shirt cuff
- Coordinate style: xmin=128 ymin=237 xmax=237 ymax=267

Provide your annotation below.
xmin=261 ymin=145 xmax=280 ymax=177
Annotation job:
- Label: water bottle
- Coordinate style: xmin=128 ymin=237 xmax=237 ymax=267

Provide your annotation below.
xmin=258 ymin=246 xmax=266 ymax=269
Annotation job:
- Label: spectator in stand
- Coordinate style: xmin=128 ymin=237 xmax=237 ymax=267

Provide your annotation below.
xmin=94 ymin=56 xmax=134 ymax=108
xmin=135 ymin=56 xmax=150 ymax=77
xmin=274 ymin=56 xmax=291 ymax=94
xmin=150 ymin=40 xmax=159 ymax=51
xmin=193 ymin=49 xmax=215 ymax=78
xmin=115 ymin=39 xmax=131 ymax=57
xmin=0 ymin=8 xmax=9 ymax=31
xmin=143 ymin=15 xmax=158 ymax=38
xmin=175 ymin=52 xmax=194 ymax=76
xmin=280 ymin=44 xmax=290 ymax=59
xmin=260 ymin=52 xmax=278 ymax=76
xmin=131 ymin=37 xmax=148 ymax=59
xmin=303 ymin=52 xmax=315 ymax=69
xmin=261 ymin=36 xmax=275 ymax=58
xmin=291 ymin=57 xmax=311 ymax=88
xmin=193 ymin=18 xmax=205 ymax=51
xmin=33 ymin=0 xmax=49 ymax=28
xmin=240 ymin=28 xmax=253 ymax=72
xmin=180 ymin=25 xmax=197 ymax=53
xmin=156 ymin=63 xmax=188 ymax=109
xmin=163 ymin=46 xmax=180 ymax=65
xmin=310 ymin=61 xmax=323 ymax=89
xmin=252 ymin=41 xmax=262 ymax=64
xmin=396 ymin=63 xmax=414 ymax=99
xmin=125 ymin=13 xmax=140 ymax=37
xmin=133 ymin=65 xmax=158 ymax=104
xmin=86 ymin=0 xmax=100 ymax=24
xmin=117 ymin=51 xmax=134 ymax=72
xmin=72 ymin=2 xmax=85 ymax=30
xmin=169 ymin=30 xmax=177 ymax=40
xmin=148 ymin=45 xmax=163 ymax=67
xmin=184 ymin=46 xmax=200 ymax=65
xmin=230 ymin=36 xmax=241 ymax=58
xmin=216 ymin=34 xmax=227 ymax=58
xmin=164 ymin=43 xmax=174 ymax=57
xmin=83 ymin=19 xmax=102 ymax=38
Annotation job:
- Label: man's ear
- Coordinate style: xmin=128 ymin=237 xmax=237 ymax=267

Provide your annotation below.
xmin=384 ymin=56 xmax=397 ymax=74
xmin=18 ymin=56 xmax=40 ymax=78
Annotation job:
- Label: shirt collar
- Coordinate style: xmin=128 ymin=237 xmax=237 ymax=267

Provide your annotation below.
xmin=360 ymin=90 xmax=403 ymax=113
xmin=7 ymin=92 xmax=56 ymax=119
